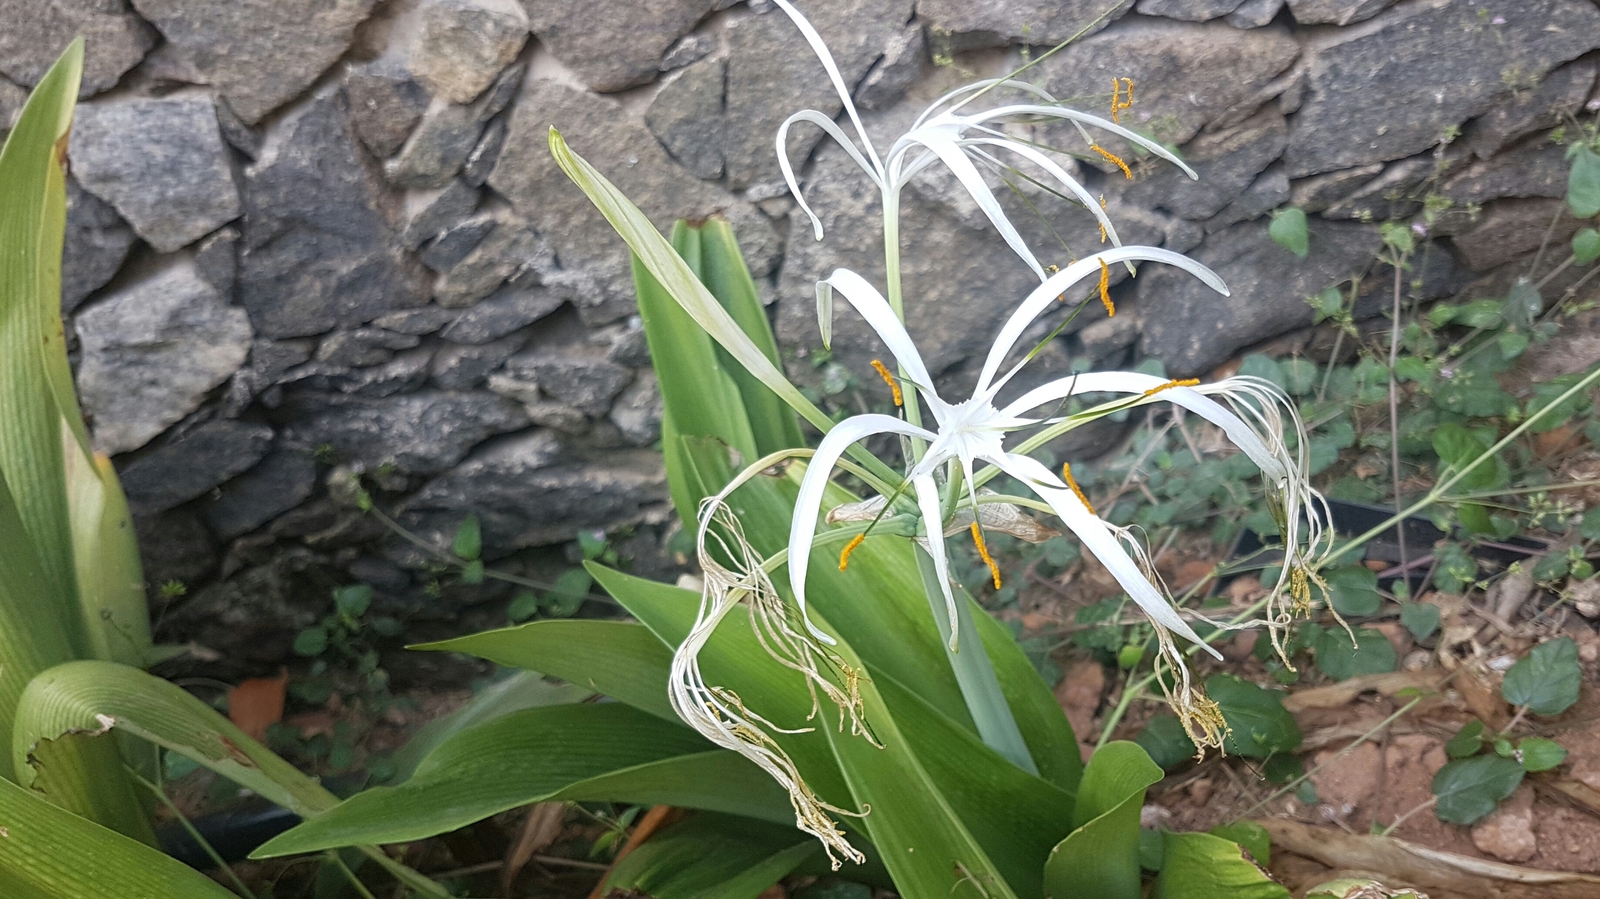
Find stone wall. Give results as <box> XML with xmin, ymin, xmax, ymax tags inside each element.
<box><xmin>4</xmin><ymin>0</ymin><xmax>1597</xmax><ymax>674</ymax></box>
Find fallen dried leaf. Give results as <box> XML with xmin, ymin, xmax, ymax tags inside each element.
<box><xmin>1283</xmin><ymin>671</ymin><xmax>1448</xmax><ymax>713</ymax></box>
<box><xmin>227</xmin><ymin>669</ymin><xmax>287</xmax><ymax>742</ymax></box>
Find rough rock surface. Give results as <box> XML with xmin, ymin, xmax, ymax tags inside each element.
<box><xmin>76</xmin><ymin>262</ymin><xmax>253</xmax><ymax>454</ymax></box>
<box><xmin>1284</xmin><ymin>0</ymin><xmax>1600</xmax><ymax>177</ymax></box>
<box><xmin>1228</xmin><ymin>0</ymin><xmax>1284</xmax><ymax>27</ymax></box>
<box><xmin>345</xmin><ymin>62</ymin><xmax>430</xmax><ymax>159</ymax></box>
<box><xmin>409</xmin><ymin>0</ymin><xmax>528</xmax><ymax>104</ymax></box>
<box><xmin>239</xmin><ymin>94</ymin><xmax>426</xmax><ymax>338</ymax></box>
<box><xmin>1136</xmin><ymin>0</ymin><xmax>1246</xmax><ymax>22</ymax></box>
<box><xmin>1285</xmin><ymin>0</ymin><xmax>1397</xmax><ymax>25</ymax></box>
<box><xmin>118</xmin><ymin>420</ymin><xmax>275</xmax><ymax>515</ymax></box>
<box><xmin>278</xmin><ymin>390</ymin><xmax>529</xmax><ymax>474</ymax></box>
<box><xmin>645</xmin><ymin>57</ymin><xmax>727</xmax><ymax>181</ymax></box>
<box><xmin>523</xmin><ymin>0</ymin><xmax>711</xmax><ymax>92</ymax></box>
<box><xmin>385</xmin><ymin>63</ymin><xmax>522</xmax><ymax>188</ymax></box>
<box><xmin>1471</xmin><ymin>785</ymin><xmax>1538</xmax><ymax>863</ymax></box>
<box><xmin>202</xmin><ymin>446</ymin><xmax>319</xmax><ymax>538</ymax></box>
<box><xmin>128</xmin><ymin>0</ymin><xmax>379</xmax><ymax>123</ymax></box>
<box><xmin>61</xmin><ymin>179</ymin><xmax>136</xmax><ymax>314</ymax></box>
<box><xmin>0</xmin><ymin>0</ymin><xmax>154</xmax><ymax>95</ymax></box>
<box><xmin>69</xmin><ymin>95</ymin><xmax>241</xmax><ymax>253</ymax></box>
<box><xmin>917</xmin><ymin>0</ymin><xmax>1132</xmax><ymax>47</ymax></box>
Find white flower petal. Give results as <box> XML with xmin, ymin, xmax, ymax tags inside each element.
<box><xmin>770</xmin><ymin>0</ymin><xmax>883</xmax><ymax>180</ymax></box>
<box><xmin>915</xmin><ymin>78</ymin><xmax>1060</xmax><ymax>128</ymax></box>
<box><xmin>912</xmin><ymin>471</ymin><xmax>961</xmax><ymax>652</ymax></box>
<box><xmin>779</xmin><ymin>109</ymin><xmax>886</xmax><ymax>241</ymax></box>
<box><xmin>819</xmin><ymin>269</ymin><xmax>937</xmax><ymax>397</ymax></box>
<box><xmin>790</xmin><ymin>413</ymin><xmax>935</xmax><ymax>645</ymax></box>
<box><xmin>970</xmin><ymin>104</ymin><xmax>1199</xmax><ymax>180</ymax></box>
<box><xmin>961</xmin><ymin>137</ymin><xmax>1126</xmax><ymax>256</ymax></box>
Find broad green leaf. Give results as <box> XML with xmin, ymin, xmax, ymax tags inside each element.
<box><xmin>254</xmin><ymin>704</ymin><xmax>792</xmax><ymax>856</ymax></box>
<box><xmin>1208</xmin><ymin>822</ymin><xmax>1270</xmax><ymax>866</ymax></box>
<box><xmin>1269</xmin><ymin>207</ymin><xmax>1309</xmax><ymax>257</ymax></box>
<box><xmin>1567</xmin><ymin>144</ymin><xmax>1600</xmax><ymax>218</ymax></box>
<box><xmin>0</xmin><ymin>474</ymin><xmax>76</xmax><ymax>783</ymax></box>
<box><xmin>604</xmin><ymin>813</ymin><xmax>820</xmax><ymax>899</ymax></box>
<box><xmin>64</xmin><ymin>450</ymin><xmax>152</xmax><ymax>667</ymax></box>
<box><xmin>1445</xmin><ymin>720</ymin><xmax>1485</xmax><ymax>759</ymax></box>
<box><xmin>1041</xmin><ymin>742</ymin><xmax>1162</xmax><ymax>899</ymax></box>
<box><xmin>1517</xmin><ymin>737</ymin><xmax>1567</xmax><ymax>772</ymax></box>
<box><xmin>1574</xmin><ymin>227</ymin><xmax>1600</xmax><ymax>265</ymax></box>
<box><xmin>1313</xmin><ymin>627</ymin><xmax>1397</xmax><ymax>681</ymax></box>
<box><xmin>1155</xmin><ymin>831</ymin><xmax>1289</xmax><ymax>899</ymax></box>
<box><xmin>1399</xmin><ymin>601</ymin><xmax>1439</xmax><ymax>642</ymax></box>
<box><xmin>1431</xmin><ymin>755</ymin><xmax>1523</xmax><ymax>824</ymax></box>
<box><xmin>1207</xmin><ymin>674</ymin><xmax>1301</xmax><ymax>759</ymax></box>
<box><xmin>387</xmin><ymin>670</ymin><xmax>591</xmax><ymax>781</ymax></box>
<box><xmin>1135</xmin><ymin>714</ymin><xmax>1196</xmax><ymax>771</ymax></box>
<box><xmin>1500</xmin><ymin>637</ymin><xmax>1581</xmax><ymax>716</ymax></box>
<box><xmin>587</xmin><ymin>563</ymin><xmax>1021</xmax><ymax>899</ymax></box>
<box><xmin>1322</xmin><ymin>567</ymin><xmax>1380</xmax><ymax>616</ymax></box>
<box><xmin>0</xmin><ymin>776</ymin><xmax>237</xmax><ymax>899</ymax></box>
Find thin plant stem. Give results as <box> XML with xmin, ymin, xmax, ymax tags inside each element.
<box><xmin>1380</xmin><ymin>796</ymin><xmax>1438</xmax><ymax>836</ymax></box>
<box><xmin>128</xmin><ymin>768</ymin><xmax>258</xmax><ymax>899</ymax></box>
<box><xmin>329</xmin><ymin>852</ymin><xmax>381</xmax><ymax>899</ymax></box>
<box><xmin>1387</xmin><ymin>258</ymin><xmax>1410</xmax><ymax>572</ymax></box>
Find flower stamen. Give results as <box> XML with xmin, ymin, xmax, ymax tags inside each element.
<box><xmin>1142</xmin><ymin>378</ymin><xmax>1200</xmax><ymax>398</ymax></box>
<box><xmin>969</xmin><ymin>523</ymin><xmax>1001</xmax><ymax>589</ymax></box>
<box><xmin>870</xmin><ymin>358</ymin><xmax>903</xmax><ymax>406</ymax></box>
<box><xmin>838</xmin><ymin>534</ymin><xmax>866</xmax><ymax>571</ymax></box>
<box><xmin>1111</xmin><ymin>77</ymin><xmax>1135</xmax><ymax>124</ymax></box>
<box><xmin>1090</xmin><ymin>144</ymin><xmax>1132</xmax><ymax>180</ymax></box>
<box><xmin>1061</xmin><ymin>463</ymin><xmax>1095</xmax><ymax>515</ymax></box>
<box><xmin>1097</xmin><ymin>258</ymin><xmax>1115</xmax><ymax>317</ymax></box>
<box><xmin>1097</xmin><ymin>195</ymin><xmax>1108</xmax><ymax>243</ymax></box>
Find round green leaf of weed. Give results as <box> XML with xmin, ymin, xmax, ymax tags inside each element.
<box><xmin>1445</xmin><ymin>720</ymin><xmax>1485</xmax><ymax>759</ymax></box>
<box><xmin>1574</xmin><ymin>228</ymin><xmax>1600</xmax><ymax>265</ymax></box>
<box><xmin>1581</xmin><ymin>506</ymin><xmax>1600</xmax><ymax>540</ymax></box>
<box><xmin>334</xmin><ymin>584</ymin><xmax>372</xmax><ymax>618</ymax></box>
<box><xmin>1500</xmin><ymin>637</ymin><xmax>1581</xmax><ymax>716</ymax></box>
<box><xmin>1136</xmin><ymin>713</ymin><xmax>1197</xmax><ymax>771</ymax></box>
<box><xmin>1270</xmin><ymin>207</ymin><xmax>1309</xmax><ymax>258</ymax></box>
<box><xmin>1156</xmin><ymin>831</ymin><xmax>1290</xmax><ymax>899</ymax></box>
<box><xmin>293</xmin><ymin>626</ymin><xmax>329</xmax><ymax>657</ymax></box>
<box><xmin>452</xmin><ymin>514</ymin><xmax>482</xmax><ymax>561</ymax></box>
<box><xmin>1325</xmin><ymin>567</ymin><xmax>1381</xmax><ymax>616</ymax></box>
<box><xmin>1567</xmin><ymin>144</ymin><xmax>1600</xmax><ymax>218</ymax></box>
<box><xmin>1313</xmin><ymin>627</ymin><xmax>1396</xmax><ymax>681</ymax></box>
<box><xmin>1517</xmin><ymin>737</ymin><xmax>1567</xmax><ymax>773</ymax></box>
<box><xmin>1207</xmin><ymin>674</ymin><xmax>1301</xmax><ymax>759</ymax></box>
<box><xmin>1399</xmin><ymin>602</ymin><xmax>1440</xmax><ymax>642</ymax></box>
<box><xmin>1431</xmin><ymin>755</ymin><xmax>1524</xmax><ymax>825</ymax></box>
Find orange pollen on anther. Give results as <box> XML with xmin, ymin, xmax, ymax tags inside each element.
<box><xmin>870</xmin><ymin>359</ymin><xmax>903</xmax><ymax>406</ymax></box>
<box><xmin>1097</xmin><ymin>258</ymin><xmax>1115</xmax><ymax>317</ymax></box>
<box><xmin>1061</xmin><ymin>463</ymin><xmax>1095</xmax><ymax>515</ymax></box>
<box><xmin>1142</xmin><ymin>378</ymin><xmax>1201</xmax><ymax>398</ymax></box>
<box><xmin>1090</xmin><ymin>144</ymin><xmax>1132</xmax><ymax>180</ymax></box>
<box><xmin>969</xmin><ymin>523</ymin><xmax>1001</xmax><ymax>590</ymax></box>
<box><xmin>1097</xmin><ymin>195</ymin><xmax>1109</xmax><ymax>244</ymax></box>
<box><xmin>1111</xmin><ymin>77</ymin><xmax>1134</xmax><ymax>124</ymax></box>
<box><xmin>838</xmin><ymin>534</ymin><xmax>866</xmax><ymax>571</ymax></box>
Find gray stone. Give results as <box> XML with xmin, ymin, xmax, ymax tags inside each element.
<box><xmin>400</xmin><ymin>431</ymin><xmax>668</xmax><ymax>551</ymax></box>
<box><xmin>1289</xmin><ymin>164</ymin><xmax>1383</xmax><ymax>213</ymax></box>
<box><xmin>402</xmin><ymin>179</ymin><xmax>480</xmax><ymax>249</ymax></box>
<box><xmin>1117</xmin><ymin>109</ymin><xmax>1287</xmax><ymax>221</ymax></box>
<box><xmin>1035</xmin><ymin>19</ymin><xmax>1300</xmax><ymax>163</ymax></box>
<box><xmin>609</xmin><ymin>371</ymin><xmax>662</xmax><ymax>446</ymax></box>
<box><xmin>1283</xmin><ymin>0</ymin><xmax>1600</xmax><ymax>178</ymax></box>
<box><xmin>434</xmin><ymin>221</ymin><xmax>549</xmax><ymax>307</ymax></box>
<box><xmin>220</xmin><ymin>338</ymin><xmax>315</xmax><ymax>415</ymax></box>
<box><xmin>646</xmin><ymin>57</ymin><xmax>727</xmax><ymax>181</ymax></box>
<box><xmin>489</xmin><ymin>79</ymin><xmax>779</xmax><ymax>324</ymax></box>
<box><xmin>386</xmin><ymin>63</ymin><xmax>523</xmax><ymax>188</ymax></box>
<box><xmin>431</xmin><ymin>334</ymin><xmax>526</xmax><ymax>389</ymax></box>
<box><xmin>77</xmin><ymin>262</ymin><xmax>253</xmax><ymax>455</ymax></box>
<box><xmin>128</xmin><ymin>0</ymin><xmax>380</xmax><ymax>123</ymax></box>
<box><xmin>723</xmin><ymin>0</ymin><xmax>916</xmax><ymax>189</ymax></box>
<box><xmin>420</xmin><ymin>216</ymin><xmax>496</xmax><ymax>272</ymax></box>
<box><xmin>522</xmin><ymin>0</ymin><xmax>713</xmax><ymax>92</ymax></box>
<box><xmin>0</xmin><ymin>0</ymin><xmax>154</xmax><ymax>95</ymax></box>
<box><xmin>213</xmin><ymin>98</ymin><xmax>261</xmax><ymax>159</ymax></box>
<box><xmin>1466</xmin><ymin>60</ymin><xmax>1599</xmax><ymax>159</ymax></box>
<box><xmin>500</xmin><ymin>350</ymin><xmax>632</xmax><ymax>416</ymax></box>
<box><xmin>1078</xmin><ymin>313</ymin><xmax>1140</xmax><ymax>360</ymax></box>
<box><xmin>287</xmin><ymin>348</ymin><xmax>435</xmax><ymax>397</ymax></box>
<box><xmin>159</xmin><ymin>548</ymin><xmax>322</xmax><ymax>667</ymax></box>
<box><xmin>1209</xmin><ymin>165</ymin><xmax>1290</xmax><ymax>230</ymax></box>
<box><xmin>1320</xmin><ymin>156</ymin><xmax>1433</xmax><ymax>221</ymax></box>
<box><xmin>856</xmin><ymin>25</ymin><xmax>925</xmax><ymax>111</ymax></box>
<box><xmin>119</xmin><ymin>420</ymin><xmax>275</xmax><ymax>515</ymax></box>
<box><xmin>279</xmin><ymin>390</ymin><xmax>530</xmax><ymax>474</ymax></box>
<box><xmin>605</xmin><ymin>321</ymin><xmax>651</xmax><ymax>368</ymax></box>
<box><xmin>315</xmin><ymin>328</ymin><xmax>421</xmax><ymax>367</ymax></box>
<box><xmin>462</xmin><ymin>117</ymin><xmax>507</xmax><ymax>186</ymax></box>
<box><xmin>345</xmin><ymin>61</ymin><xmax>430</xmax><ymax>159</ymax></box>
<box><xmin>239</xmin><ymin>95</ymin><xmax>426</xmax><ymax>338</ymax></box>
<box><xmin>135</xmin><ymin>508</ymin><xmax>218</xmax><ymax>601</ymax></box>
<box><xmin>1286</xmin><ymin>0</ymin><xmax>1397</xmax><ymax>25</ymax></box>
<box><xmin>917</xmin><ymin>0</ymin><xmax>1132</xmax><ymax>48</ymax></box>
<box><xmin>440</xmin><ymin>284</ymin><xmax>565</xmax><ymax>343</ymax></box>
<box><xmin>1451</xmin><ymin>198</ymin><xmax>1585</xmax><ymax>272</ymax></box>
<box><xmin>484</xmin><ymin>377</ymin><xmax>589</xmax><ymax>431</ymax></box>
<box><xmin>69</xmin><ymin>96</ymin><xmax>241</xmax><ymax>253</ymax></box>
<box><xmin>61</xmin><ymin>178</ymin><xmax>135</xmax><ymax>314</ymax></box>
<box><xmin>372</xmin><ymin>307</ymin><xmax>459</xmax><ymax>336</ymax></box>
<box><xmin>1228</xmin><ymin>0</ymin><xmax>1285</xmax><ymax>27</ymax></box>
<box><xmin>1135</xmin><ymin>0</ymin><xmax>1246</xmax><ymax>22</ymax></box>
<box><xmin>202</xmin><ymin>446</ymin><xmax>319</xmax><ymax>538</ymax></box>
<box><xmin>661</xmin><ymin>32</ymin><xmax>716</xmax><ymax>72</ymax></box>
<box><xmin>0</xmin><ymin>75</ymin><xmax>25</xmax><ymax>139</ymax></box>
<box><xmin>194</xmin><ymin>227</ymin><xmax>239</xmax><ymax>295</ymax></box>
<box><xmin>410</xmin><ymin>0</ymin><xmax>528</xmax><ymax>104</ymax></box>
<box><xmin>1137</xmin><ymin>219</ymin><xmax>1380</xmax><ymax>376</ymax></box>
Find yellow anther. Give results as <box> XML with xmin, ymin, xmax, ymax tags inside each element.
<box><xmin>1061</xmin><ymin>463</ymin><xmax>1095</xmax><ymax>515</ymax></box>
<box><xmin>1141</xmin><ymin>378</ymin><xmax>1200</xmax><ymax>398</ymax></box>
<box><xmin>1111</xmin><ymin>77</ymin><xmax>1134</xmax><ymax>124</ymax></box>
<box><xmin>870</xmin><ymin>359</ymin><xmax>903</xmax><ymax>406</ymax></box>
<box><xmin>969</xmin><ymin>523</ymin><xmax>1001</xmax><ymax>590</ymax></box>
<box><xmin>838</xmin><ymin>534</ymin><xmax>866</xmax><ymax>571</ymax></box>
<box><xmin>1097</xmin><ymin>194</ymin><xmax>1109</xmax><ymax>244</ymax></box>
<box><xmin>1097</xmin><ymin>257</ymin><xmax>1114</xmax><ymax>317</ymax></box>
<box><xmin>1090</xmin><ymin>144</ymin><xmax>1132</xmax><ymax>180</ymax></box>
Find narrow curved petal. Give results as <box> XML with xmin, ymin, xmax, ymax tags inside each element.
<box><xmin>779</xmin><ymin>109</ymin><xmax>886</xmax><ymax>240</ymax></box>
<box><xmin>976</xmin><ymin>248</ymin><xmax>1229</xmax><ymax>395</ymax></box>
<box><xmin>770</xmin><ymin>0</ymin><xmax>883</xmax><ymax>181</ymax></box>
<box><xmin>912</xmin><ymin>472</ymin><xmax>961</xmax><ymax>652</ymax></box>
<box><xmin>999</xmin><ymin>371</ymin><xmax>1286</xmax><ymax>481</ymax></box>
<box><xmin>819</xmin><ymin>269</ymin><xmax>936</xmax><ymax>394</ymax></box>
<box><xmin>961</xmin><ymin>137</ymin><xmax>1126</xmax><ymax>257</ymax></box>
<box><xmin>994</xmin><ymin>452</ymin><xmax>1220</xmax><ymax>657</ymax></box>
<box><xmin>914</xmin><ymin>78</ymin><xmax>1060</xmax><ymax>128</ymax></box>
<box><xmin>789</xmin><ymin>414</ymin><xmax>935</xmax><ymax>645</ymax></box>
<box><xmin>970</xmin><ymin>104</ymin><xmax>1199</xmax><ymax>180</ymax></box>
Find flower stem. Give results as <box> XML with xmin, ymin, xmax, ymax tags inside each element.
<box><xmin>914</xmin><ymin>545</ymin><xmax>1038</xmax><ymax>774</ymax></box>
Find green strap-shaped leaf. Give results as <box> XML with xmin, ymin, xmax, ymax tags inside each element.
<box><xmin>386</xmin><ymin>670</ymin><xmax>592</xmax><ymax>782</ymax></box>
<box><xmin>0</xmin><ymin>776</ymin><xmax>237</xmax><ymax>899</ymax></box>
<box><xmin>604</xmin><ymin>813</ymin><xmax>820</xmax><ymax>899</ymax></box>
<box><xmin>254</xmin><ymin>703</ymin><xmax>793</xmax><ymax>856</ymax></box>
<box><xmin>587</xmin><ymin>563</ymin><xmax>1021</xmax><ymax>899</ymax></box>
<box><xmin>65</xmin><ymin>450</ymin><xmax>153</xmax><ymax>668</ymax></box>
<box><xmin>1042</xmin><ymin>742</ymin><xmax>1163</xmax><ymax>899</ymax></box>
<box><xmin>1155</xmin><ymin>831</ymin><xmax>1289</xmax><ymax>899</ymax></box>
<box><xmin>0</xmin><ymin>475</ymin><xmax>75</xmax><ymax>784</ymax></box>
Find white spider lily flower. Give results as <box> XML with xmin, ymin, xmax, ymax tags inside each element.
<box><xmin>788</xmin><ymin>247</ymin><xmax>1331</xmax><ymax>748</ymax></box>
<box><xmin>768</xmin><ymin>0</ymin><xmax>1197</xmax><ymax>288</ymax></box>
